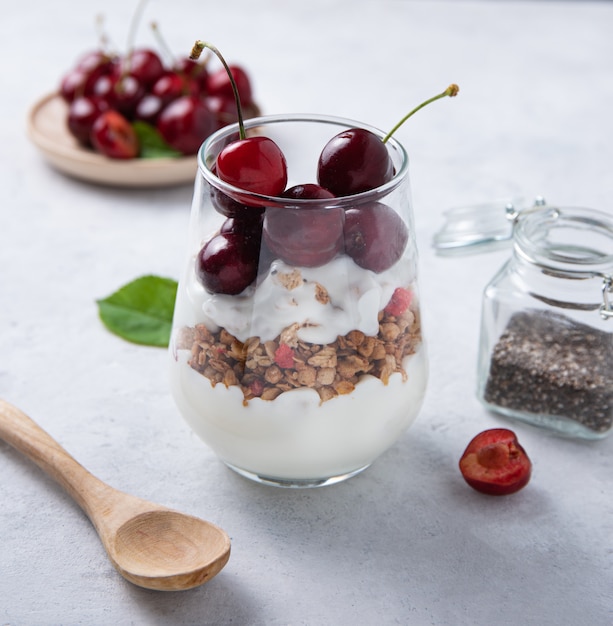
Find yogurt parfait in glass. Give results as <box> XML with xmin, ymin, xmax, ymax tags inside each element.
<box><xmin>169</xmin><ymin>112</ymin><xmax>429</xmax><ymax>487</ymax></box>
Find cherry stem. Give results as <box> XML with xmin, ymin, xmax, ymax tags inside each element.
<box><xmin>124</xmin><ymin>0</ymin><xmax>150</xmax><ymax>74</ymax></box>
<box><xmin>95</xmin><ymin>14</ymin><xmax>110</xmax><ymax>54</ymax></box>
<box><xmin>150</xmin><ymin>22</ymin><xmax>174</xmax><ymax>65</ymax></box>
<box><xmin>381</xmin><ymin>83</ymin><xmax>460</xmax><ymax>144</ymax></box>
<box><xmin>191</xmin><ymin>40</ymin><xmax>246</xmax><ymax>140</ymax></box>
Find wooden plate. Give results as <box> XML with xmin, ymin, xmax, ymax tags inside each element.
<box><xmin>27</xmin><ymin>93</ymin><xmax>198</xmax><ymax>188</ymax></box>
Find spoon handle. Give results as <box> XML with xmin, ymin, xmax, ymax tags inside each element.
<box><xmin>0</xmin><ymin>398</ymin><xmax>114</xmax><ymax>522</ymax></box>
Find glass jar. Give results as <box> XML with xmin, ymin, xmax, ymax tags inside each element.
<box><xmin>477</xmin><ymin>206</ymin><xmax>613</xmax><ymax>439</ymax></box>
<box><xmin>168</xmin><ymin>114</ymin><xmax>428</xmax><ymax>487</ymax></box>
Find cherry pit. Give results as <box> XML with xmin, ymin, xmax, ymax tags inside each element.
<box><xmin>459</xmin><ymin>429</ymin><xmax>532</xmax><ymax>496</ymax></box>
<box><xmin>192</xmin><ymin>40</ymin><xmax>459</xmax><ymax>295</ymax></box>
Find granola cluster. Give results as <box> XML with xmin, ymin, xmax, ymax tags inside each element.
<box><xmin>177</xmin><ymin>292</ymin><xmax>421</xmax><ymax>404</ymax></box>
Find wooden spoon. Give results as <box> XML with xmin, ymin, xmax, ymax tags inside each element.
<box><xmin>0</xmin><ymin>399</ymin><xmax>230</xmax><ymax>591</ymax></box>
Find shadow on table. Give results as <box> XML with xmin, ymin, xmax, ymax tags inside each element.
<box><xmin>114</xmin><ymin>425</ymin><xmax>611</xmax><ymax>624</ymax></box>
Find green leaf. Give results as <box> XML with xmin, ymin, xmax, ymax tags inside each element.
<box><xmin>97</xmin><ymin>275</ymin><xmax>178</xmax><ymax>347</ymax></box>
<box><xmin>132</xmin><ymin>121</ymin><xmax>183</xmax><ymax>159</ymax></box>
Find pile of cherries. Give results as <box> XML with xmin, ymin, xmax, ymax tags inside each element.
<box><xmin>196</xmin><ymin>125</ymin><xmax>412</xmax><ymax>295</ymax></box>
<box><xmin>60</xmin><ymin>46</ymin><xmax>256</xmax><ymax>159</ymax></box>
<box><xmin>189</xmin><ymin>42</ymin><xmax>458</xmax><ymax>295</ymax></box>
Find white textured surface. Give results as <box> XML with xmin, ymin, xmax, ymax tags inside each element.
<box><xmin>1</xmin><ymin>1</ymin><xmax>612</xmax><ymax>624</ymax></box>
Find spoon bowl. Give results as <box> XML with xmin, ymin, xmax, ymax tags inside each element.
<box><xmin>111</xmin><ymin>510</ymin><xmax>230</xmax><ymax>590</ymax></box>
<box><xmin>0</xmin><ymin>399</ymin><xmax>230</xmax><ymax>591</ymax></box>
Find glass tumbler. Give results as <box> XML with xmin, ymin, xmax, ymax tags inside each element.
<box><xmin>477</xmin><ymin>206</ymin><xmax>613</xmax><ymax>439</ymax></box>
<box><xmin>169</xmin><ymin>114</ymin><xmax>428</xmax><ymax>486</ymax></box>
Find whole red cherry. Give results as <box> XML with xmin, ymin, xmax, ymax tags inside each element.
<box><xmin>459</xmin><ymin>429</ymin><xmax>532</xmax><ymax>496</ymax></box>
<box><xmin>317</xmin><ymin>84</ymin><xmax>460</xmax><ymax>196</ymax></box>
<box><xmin>343</xmin><ymin>203</ymin><xmax>408</xmax><ymax>273</ymax></box>
<box><xmin>67</xmin><ymin>96</ymin><xmax>109</xmax><ymax>145</ymax></box>
<box><xmin>206</xmin><ymin>65</ymin><xmax>253</xmax><ymax>106</ymax></box>
<box><xmin>317</xmin><ymin>128</ymin><xmax>393</xmax><ymax>196</ymax></box>
<box><xmin>196</xmin><ymin>232</ymin><xmax>259</xmax><ymax>294</ymax></box>
<box><xmin>189</xmin><ymin>41</ymin><xmax>286</xmax><ymax>195</ymax></box>
<box><xmin>263</xmin><ymin>184</ymin><xmax>342</xmax><ymax>267</ymax></box>
<box><xmin>119</xmin><ymin>48</ymin><xmax>165</xmax><ymax>88</ymax></box>
<box><xmin>216</xmin><ymin>136</ymin><xmax>287</xmax><ymax>196</ymax></box>
<box><xmin>157</xmin><ymin>96</ymin><xmax>216</xmax><ymax>155</ymax></box>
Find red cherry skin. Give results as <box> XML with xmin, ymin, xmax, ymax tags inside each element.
<box><xmin>343</xmin><ymin>203</ymin><xmax>408</xmax><ymax>273</ymax></box>
<box><xmin>90</xmin><ymin>110</ymin><xmax>139</xmax><ymax>159</ymax></box>
<box><xmin>196</xmin><ymin>232</ymin><xmax>258</xmax><ymax>294</ymax></box>
<box><xmin>220</xmin><ymin>214</ymin><xmax>263</xmax><ymax>254</ymax></box>
<box><xmin>60</xmin><ymin>52</ymin><xmax>116</xmax><ymax>103</ymax></box>
<box><xmin>60</xmin><ymin>69</ymin><xmax>89</xmax><ymax>102</ymax></box>
<box><xmin>67</xmin><ymin>96</ymin><xmax>109</xmax><ymax>145</ymax></box>
<box><xmin>206</xmin><ymin>65</ymin><xmax>253</xmax><ymax>106</ymax></box>
<box><xmin>223</xmin><ymin>215</ymin><xmax>274</xmax><ymax>278</ymax></box>
<box><xmin>134</xmin><ymin>93</ymin><xmax>165</xmax><ymax>125</ymax></box>
<box><xmin>317</xmin><ymin>128</ymin><xmax>393</xmax><ymax>195</ymax></box>
<box><xmin>216</xmin><ymin>137</ymin><xmax>288</xmax><ymax>196</ymax></box>
<box><xmin>205</xmin><ymin>95</ymin><xmax>240</xmax><ymax>130</ymax></box>
<box><xmin>90</xmin><ymin>73</ymin><xmax>114</xmax><ymax>101</ymax></box>
<box><xmin>210</xmin><ymin>185</ymin><xmax>264</xmax><ymax>219</ymax></box>
<box><xmin>76</xmin><ymin>50</ymin><xmax>116</xmax><ymax>76</ymax></box>
<box><xmin>263</xmin><ymin>184</ymin><xmax>342</xmax><ymax>267</ymax></box>
<box><xmin>174</xmin><ymin>58</ymin><xmax>209</xmax><ymax>92</ymax></box>
<box><xmin>281</xmin><ymin>184</ymin><xmax>335</xmax><ymax>200</ymax></box>
<box><xmin>156</xmin><ymin>96</ymin><xmax>215</xmax><ymax>155</ymax></box>
<box><xmin>120</xmin><ymin>48</ymin><xmax>165</xmax><ymax>87</ymax></box>
<box><xmin>91</xmin><ymin>74</ymin><xmax>145</xmax><ymax>118</ymax></box>
<box><xmin>60</xmin><ymin>68</ymin><xmax>106</xmax><ymax>103</ymax></box>
<box><xmin>112</xmin><ymin>75</ymin><xmax>146</xmax><ymax>118</ymax></box>
<box><xmin>152</xmin><ymin>71</ymin><xmax>197</xmax><ymax>105</ymax></box>
<box><xmin>459</xmin><ymin>429</ymin><xmax>532</xmax><ymax>496</ymax></box>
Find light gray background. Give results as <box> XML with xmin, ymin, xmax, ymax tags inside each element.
<box><xmin>1</xmin><ymin>1</ymin><xmax>612</xmax><ymax>624</ymax></box>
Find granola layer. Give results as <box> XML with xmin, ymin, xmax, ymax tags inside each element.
<box><xmin>177</xmin><ymin>301</ymin><xmax>421</xmax><ymax>404</ymax></box>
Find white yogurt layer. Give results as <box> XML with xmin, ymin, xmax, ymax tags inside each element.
<box><xmin>170</xmin><ymin>249</ymin><xmax>426</xmax><ymax>481</ymax></box>
<box><xmin>169</xmin><ymin>347</ymin><xmax>427</xmax><ymax>480</ymax></box>
<box><xmin>179</xmin><ymin>254</ymin><xmax>416</xmax><ymax>344</ymax></box>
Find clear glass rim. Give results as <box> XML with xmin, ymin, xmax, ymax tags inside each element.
<box><xmin>514</xmin><ymin>206</ymin><xmax>613</xmax><ymax>276</ymax></box>
<box><xmin>197</xmin><ymin>113</ymin><xmax>409</xmax><ymax>209</ymax></box>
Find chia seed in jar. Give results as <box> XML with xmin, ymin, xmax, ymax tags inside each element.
<box><xmin>483</xmin><ymin>309</ymin><xmax>612</xmax><ymax>434</ymax></box>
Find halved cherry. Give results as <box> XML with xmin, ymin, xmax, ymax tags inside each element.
<box><xmin>90</xmin><ymin>110</ymin><xmax>139</xmax><ymax>159</ymax></box>
<box><xmin>459</xmin><ymin>429</ymin><xmax>532</xmax><ymax>496</ymax></box>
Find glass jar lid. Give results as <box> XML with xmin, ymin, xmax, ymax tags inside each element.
<box><xmin>432</xmin><ymin>196</ymin><xmax>545</xmax><ymax>255</ymax></box>
<box><xmin>433</xmin><ymin>197</ymin><xmax>613</xmax><ymax>320</ymax></box>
